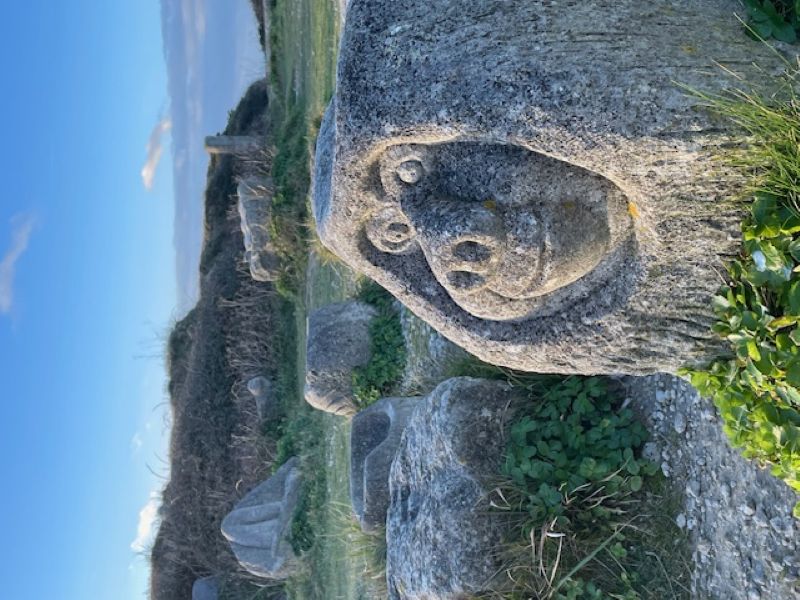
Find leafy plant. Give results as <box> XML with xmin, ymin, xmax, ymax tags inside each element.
<box><xmin>351</xmin><ymin>281</ymin><xmax>406</xmax><ymax>407</ymax></box>
<box><xmin>503</xmin><ymin>377</ymin><xmax>656</xmax><ymax>533</ymax></box>
<box><xmin>682</xmin><ymin>71</ymin><xmax>800</xmax><ymax>517</ymax></box>
<box><xmin>744</xmin><ymin>0</ymin><xmax>800</xmax><ymax>43</ymax></box>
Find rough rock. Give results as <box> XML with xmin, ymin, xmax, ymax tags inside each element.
<box><xmin>191</xmin><ymin>576</ymin><xmax>219</xmax><ymax>600</ymax></box>
<box><xmin>350</xmin><ymin>396</ymin><xmax>418</xmax><ymax>532</ymax></box>
<box><xmin>304</xmin><ymin>300</ymin><xmax>377</xmax><ymax>416</ymax></box>
<box><xmin>623</xmin><ymin>375</ymin><xmax>800</xmax><ymax>599</ymax></box>
<box><xmin>237</xmin><ymin>176</ymin><xmax>280</xmax><ymax>282</ymax></box>
<box><xmin>386</xmin><ymin>377</ymin><xmax>522</xmax><ymax>599</ymax></box>
<box><xmin>221</xmin><ymin>457</ymin><xmax>302</xmax><ymax>580</ymax></box>
<box><xmin>247</xmin><ymin>375</ymin><xmax>277</xmax><ymax>421</ymax></box>
<box><xmin>312</xmin><ymin>0</ymin><xmax>787</xmax><ymax>375</ymax></box>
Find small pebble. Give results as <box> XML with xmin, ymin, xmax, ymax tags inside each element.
<box><xmin>676</xmin><ymin>513</ymin><xmax>687</xmax><ymax>529</ymax></box>
<box><xmin>674</xmin><ymin>413</ymin><xmax>687</xmax><ymax>434</ymax></box>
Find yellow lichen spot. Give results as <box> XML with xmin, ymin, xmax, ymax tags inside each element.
<box><xmin>628</xmin><ymin>201</ymin><xmax>640</xmax><ymax>219</ymax></box>
<box><xmin>562</xmin><ymin>200</ymin><xmax>576</xmax><ymax>213</ymax></box>
<box><xmin>483</xmin><ymin>199</ymin><xmax>497</xmax><ymax>210</ymax></box>
<box><xmin>681</xmin><ymin>44</ymin><xmax>696</xmax><ymax>55</ymax></box>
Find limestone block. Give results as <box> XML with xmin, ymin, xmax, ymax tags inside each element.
<box><xmin>238</xmin><ymin>177</ymin><xmax>280</xmax><ymax>282</ymax></box>
<box><xmin>304</xmin><ymin>300</ymin><xmax>377</xmax><ymax>416</ymax></box>
<box><xmin>386</xmin><ymin>377</ymin><xmax>522</xmax><ymax>599</ymax></box>
<box><xmin>350</xmin><ymin>396</ymin><xmax>418</xmax><ymax>532</ymax></box>
<box><xmin>312</xmin><ymin>0</ymin><xmax>787</xmax><ymax>374</ymax></box>
<box><xmin>221</xmin><ymin>457</ymin><xmax>302</xmax><ymax>580</ymax></box>
<box><xmin>192</xmin><ymin>576</ymin><xmax>219</xmax><ymax>600</ymax></box>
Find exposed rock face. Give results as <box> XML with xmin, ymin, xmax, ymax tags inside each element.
<box><xmin>191</xmin><ymin>576</ymin><xmax>219</xmax><ymax>600</ymax></box>
<box><xmin>312</xmin><ymin>0</ymin><xmax>787</xmax><ymax>375</ymax></box>
<box><xmin>221</xmin><ymin>457</ymin><xmax>302</xmax><ymax>580</ymax></box>
<box><xmin>237</xmin><ymin>177</ymin><xmax>280</xmax><ymax>282</ymax></box>
<box><xmin>304</xmin><ymin>300</ymin><xmax>377</xmax><ymax>416</ymax></box>
<box><xmin>386</xmin><ymin>377</ymin><xmax>521</xmax><ymax>599</ymax></box>
<box><xmin>247</xmin><ymin>375</ymin><xmax>277</xmax><ymax>421</ymax></box>
<box><xmin>350</xmin><ymin>396</ymin><xmax>418</xmax><ymax>532</ymax></box>
<box><xmin>205</xmin><ymin>135</ymin><xmax>263</xmax><ymax>156</ymax></box>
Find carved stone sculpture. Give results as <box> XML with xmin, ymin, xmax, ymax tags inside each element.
<box><xmin>221</xmin><ymin>457</ymin><xmax>302</xmax><ymax>580</ymax></box>
<box><xmin>350</xmin><ymin>396</ymin><xmax>418</xmax><ymax>532</ymax></box>
<box><xmin>312</xmin><ymin>0</ymin><xmax>786</xmax><ymax>374</ymax></box>
<box><xmin>386</xmin><ymin>377</ymin><xmax>522</xmax><ymax>599</ymax></box>
<box><xmin>247</xmin><ymin>375</ymin><xmax>277</xmax><ymax>421</ymax></box>
<box><xmin>304</xmin><ymin>300</ymin><xmax>377</xmax><ymax>416</ymax></box>
<box><xmin>238</xmin><ymin>177</ymin><xmax>279</xmax><ymax>282</ymax></box>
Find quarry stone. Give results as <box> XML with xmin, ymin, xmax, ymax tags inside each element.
<box><xmin>350</xmin><ymin>396</ymin><xmax>418</xmax><ymax>532</ymax></box>
<box><xmin>304</xmin><ymin>300</ymin><xmax>377</xmax><ymax>416</ymax></box>
<box><xmin>221</xmin><ymin>457</ymin><xmax>302</xmax><ymax>580</ymax></box>
<box><xmin>192</xmin><ymin>576</ymin><xmax>219</xmax><ymax>600</ymax></box>
<box><xmin>247</xmin><ymin>375</ymin><xmax>277</xmax><ymax>421</ymax></box>
<box><xmin>237</xmin><ymin>176</ymin><xmax>279</xmax><ymax>282</ymax></box>
<box><xmin>312</xmin><ymin>0</ymin><xmax>788</xmax><ymax>374</ymax></box>
<box><xmin>386</xmin><ymin>377</ymin><xmax>522</xmax><ymax>599</ymax></box>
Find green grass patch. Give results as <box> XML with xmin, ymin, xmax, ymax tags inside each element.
<box><xmin>681</xmin><ymin>66</ymin><xmax>800</xmax><ymax>517</ymax></box>
<box><xmin>352</xmin><ymin>281</ymin><xmax>407</xmax><ymax>408</ymax></box>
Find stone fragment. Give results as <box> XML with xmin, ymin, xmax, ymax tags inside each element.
<box><xmin>192</xmin><ymin>576</ymin><xmax>219</xmax><ymax>600</ymax></box>
<box><xmin>221</xmin><ymin>457</ymin><xmax>302</xmax><ymax>580</ymax></box>
<box><xmin>350</xmin><ymin>396</ymin><xmax>417</xmax><ymax>532</ymax></box>
<box><xmin>386</xmin><ymin>377</ymin><xmax>523</xmax><ymax>599</ymax></box>
<box><xmin>247</xmin><ymin>375</ymin><xmax>277</xmax><ymax>421</ymax></box>
<box><xmin>304</xmin><ymin>300</ymin><xmax>377</xmax><ymax>416</ymax></box>
<box><xmin>313</xmin><ymin>0</ymin><xmax>785</xmax><ymax>374</ymax></box>
<box><xmin>238</xmin><ymin>177</ymin><xmax>280</xmax><ymax>282</ymax></box>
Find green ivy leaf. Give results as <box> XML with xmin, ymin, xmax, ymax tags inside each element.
<box><xmin>629</xmin><ymin>476</ymin><xmax>643</xmax><ymax>492</ymax></box>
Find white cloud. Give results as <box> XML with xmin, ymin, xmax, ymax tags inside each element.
<box><xmin>140</xmin><ymin>116</ymin><xmax>172</xmax><ymax>191</ymax></box>
<box><xmin>130</xmin><ymin>432</ymin><xmax>143</xmax><ymax>453</ymax></box>
<box><xmin>0</xmin><ymin>214</ymin><xmax>36</xmax><ymax>315</ymax></box>
<box><xmin>131</xmin><ymin>494</ymin><xmax>160</xmax><ymax>552</ymax></box>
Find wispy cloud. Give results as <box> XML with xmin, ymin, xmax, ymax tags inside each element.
<box><xmin>0</xmin><ymin>214</ymin><xmax>36</xmax><ymax>315</ymax></box>
<box><xmin>140</xmin><ymin>116</ymin><xmax>172</xmax><ymax>191</ymax></box>
<box><xmin>130</xmin><ymin>432</ymin><xmax>143</xmax><ymax>454</ymax></box>
<box><xmin>131</xmin><ymin>493</ymin><xmax>160</xmax><ymax>552</ymax></box>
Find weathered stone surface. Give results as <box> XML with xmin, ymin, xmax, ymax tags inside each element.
<box><xmin>304</xmin><ymin>300</ymin><xmax>377</xmax><ymax>416</ymax></box>
<box><xmin>312</xmin><ymin>0</ymin><xmax>788</xmax><ymax>375</ymax></box>
<box><xmin>238</xmin><ymin>176</ymin><xmax>280</xmax><ymax>282</ymax></box>
<box><xmin>192</xmin><ymin>576</ymin><xmax>219</xmax><ymax>600</ymax></box>
<box><xmin>247</xmin><ymin>375</ymin><xmax>278</xmax><ymax>421</ymax></box>
<box><xmin>386</xmin><ymin>377</ymin><xmax>522</xmax><ymax>599</ymax></box>
<box><xmin>350</xmin><ymin>396</ymin><xmax>418</xmax><ymax>532</ymax></box>
<box><xmin>221</xmin><ymin>457</ymin><xmax>302</xmax><ymax>580</ymax></box>
<box><xmin>205</xmin><ymin>135</ymin><xmax>262</xmax><ymax>155</ymax></box>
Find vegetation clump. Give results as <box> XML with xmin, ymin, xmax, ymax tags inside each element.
<box><xmin>744</xmin><ymin>0</ymin><xmax>800</xmax><ymax>43</ymax></box>
<box><xmin>682</xmin><ymin>68</ymin><xmax>800</xmax><ymax>517</ymax></box>
<box><xmin>352</xmin><ymin>281</ymin><xmax>407</xmax><ymax>408</ymax></box>
<box><xmin>493</xmin><ymin>376</ymin><xmax>671</xmax><ymax>600</ymax></box>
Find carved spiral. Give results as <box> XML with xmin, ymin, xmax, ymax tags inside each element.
<box><xmin>365</xmin><ymin>206</ymin><xmax>417</xmax><ymax>254</ymax></box>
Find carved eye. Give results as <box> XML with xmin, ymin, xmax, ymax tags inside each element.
<box><xmin>396</xmin><ymin>160</ymin><xmax>424</xmax><ymax>184</ymax></box>
<box><xmin>365</xmin><ymin>206</ymin><xmax>417</xmax><ymax>254</ymax></box>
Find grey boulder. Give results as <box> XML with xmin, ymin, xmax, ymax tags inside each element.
<box><xmin>192</xmin><ymin>576</ymin><xmax>219</xmax><ymax>600</ymax></box>
<box><xmin>386</xmin><ymin>377</ymin><xmax>521</xmax><ymax>599</ymax></box>
<box><xmin>221</xmin><ymin>457</ymin><xmax>302</xmax><ymax>580</ymax></box>
<box><xmin>238</xmin><ymin>176</ymin><xmax>280</xmax><ymax>282</ymax></box>
<box><xmin>350</xmin><ymin>396</ymin><xmax>418</xmax><ymax>532</ymax></box>
<box><xmin>304</xmin><ymin>300</ymin><xmax>377</xmax><ymax>416</ymax></box>
<box><xmin>312</xmin><ymin>0</ymin><xmax>787</xmax><ymax>375</ymax></box>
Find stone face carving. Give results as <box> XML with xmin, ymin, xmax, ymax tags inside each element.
<box><xmin>386</xmin><ymin>377</ymin><xmax>521</xmax><ymax>599</ymax></box>
<box><xmin>247</xmin><ymin>375</ymin><xmax>277</xmax><ymax>421</ymax></box>
<box><xmin>304</xmin><ymin>300</ymin><xmax>377</xmax><ymax>416</ymax></box>
<box><xmin>312</xmin><ymin>0</ymin><xmax>786</xmax><ymax>374</ymax></box>
<box><xmin>192</xmin><ymin>576</ymin><xmax>219</xmax><ymax>600</ymax></box>
<box><xmin>238</xmin><ymin>177</ymin><xmax>280</xmax><ymax>282</ymax></box>
<box><xmin>350</xmin><ymin>396</ymin><xmax>417</xmax><ymax>532</ymax></box>
<box><xmin>221</xmin><ymin>457</ymin><xmax>302</xmax><ymax>580</ymax></box>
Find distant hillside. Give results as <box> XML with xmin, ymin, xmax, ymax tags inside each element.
<box><xmin>149</xmin><ymin>80</ymin><xmax>284</xmax><ymax>600</ymax></box>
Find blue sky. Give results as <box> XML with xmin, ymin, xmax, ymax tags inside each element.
<box><xmin>0</xmin><ymin>2</ymin><xmax>263</xmax><ymax>597</ymax></box>
<box><xmin>0</xmin><ymin>2</ymin><xmax>174</xmax><ymax>599</ymax></box>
